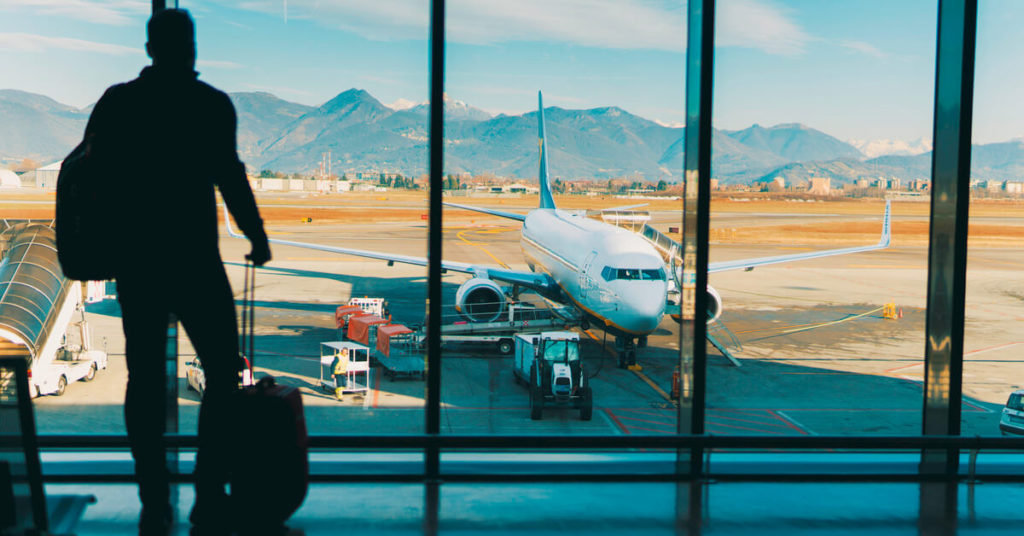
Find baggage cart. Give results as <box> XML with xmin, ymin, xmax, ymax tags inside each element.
<box><xmin>375</xmin><ymin>324</ymin><xmax>425</xmax><ymax>380</ymax></box>
<box><xmin>319</xmin><ymin>341</ymin><xmax>371</xmax><ymax>397</ymax></box>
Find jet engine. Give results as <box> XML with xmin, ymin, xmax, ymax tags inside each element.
<box><xmin>455</xmin><ymin>278</ymin><xmax>506</xmax><ymax>323</ymax></box>
<box><xmin>670</xmin><ymin>285</ymin><xmax>723</xmax><ymax>324</ymax></box>
<box><xmin>706</xmin><ymin>285</ymin><xmax>723</xmax><ymax>323</ymax></box>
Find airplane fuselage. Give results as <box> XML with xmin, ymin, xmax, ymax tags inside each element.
<box><xmin>520</xmin><ymin>209</ymin><xmax>667</xmax><ymax>336</ymax></box>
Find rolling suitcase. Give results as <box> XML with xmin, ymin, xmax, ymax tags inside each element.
<box><xmin>231</xmin><ymin>262</ymin><xmax>309</xmax><ymax>533</ymax></box>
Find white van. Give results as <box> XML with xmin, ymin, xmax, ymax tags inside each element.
<box><xmin>999</xmin><ymin>390</ymin><xmax>1024</xmax><ymax>436</ymax></box>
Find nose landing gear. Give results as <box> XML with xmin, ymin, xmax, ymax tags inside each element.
<box><xmin>615</xmin><ymin>336</ymin><xmax>638</xmax><ymax>369</ymax></box>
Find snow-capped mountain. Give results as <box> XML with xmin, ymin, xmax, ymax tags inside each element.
<box><xmin>847</xmin><ymin>137</ymin><xmax>932</xmax><ymax>158</ymax></box>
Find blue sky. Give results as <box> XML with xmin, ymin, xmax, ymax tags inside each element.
<box><xmin>0</xmin><ymin>0</ymin><xmax>1020</xmax><ymax>143</ymax></box>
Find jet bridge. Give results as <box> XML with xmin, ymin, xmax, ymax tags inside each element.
<box><xmin>0</xmin><ymin>223</ymin><xmax>107</xmax><ymax>396</ymax></box>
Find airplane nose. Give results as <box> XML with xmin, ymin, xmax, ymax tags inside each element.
<box><xmin>626</xmin><ymin>287</ymin><xmax>665</xmax><ymax>333</ymax></box>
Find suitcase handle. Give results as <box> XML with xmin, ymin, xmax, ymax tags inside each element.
<box><xmin>242</xmin><ymin>261</ymin><xmax>256</xmax><ymax>375</ymax></box>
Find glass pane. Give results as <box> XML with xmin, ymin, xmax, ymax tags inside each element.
<box><xmin>440</xmin><ymin>1</ymin><xmax>685</xmax><ymax>438</ymax></box>
<box><xmin>964</xmin><ymin>0</ymin><xmax>1024</xmax><ymax>437</ymax></box>
<box><xmin>184</xmin><ymin>1</ymin><xmax>429</xmax><ymax>435</ymax></box>
<box><xmin>707</xmin><ymin>0</ymin><xmax>935</xmax><ymax>436</ymax></box>
<box><xmin>0</xmin><ymin>2</ymin><xmax>150</xmax><ymax>434</ymax></box>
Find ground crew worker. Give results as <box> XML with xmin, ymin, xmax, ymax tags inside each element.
<box><xmin>332</xmin><ymin>348</ymin><xmax>349</xmax><ymax>401</ymax></box>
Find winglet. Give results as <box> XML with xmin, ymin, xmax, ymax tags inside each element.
<box><xmin>878</xmin><ymin>200</ymin><xmax>891</xmax><ymax>248</ymax></box>
<box><xmin>223</xmin><ymin>205</ymin><xmax>244</xmax><ymax>239</ymax></box>
<box><xmin>538</xmin><ymin>91</ymin><xmax>556</xmax><ymax>210</ymax></box>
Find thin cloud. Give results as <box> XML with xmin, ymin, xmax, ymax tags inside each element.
<box><xmin>229</xmin><ymin>0</ymin><xmax>811</xmax><ymax>55</ymax></box>
<box><xmin>840</xmin><ymin>40</ymin><xmax>888</xmax><ymax>59</ymax></box>
<box><xmin>1</xmin><ymin>0</ymin><xmax>148</xmax><ymax>25</ymax></box>
<box><xmin>0</xmin><ymin>32</ymin><xmax>141</xmax><ymax>56</ymax></box>
<box><xmin>198</xmin><ymin>59</ymin><xmax>246</xmax><ymax>70</ymax></box>
<box><xmin>717</xmin><ymin>0</ymin><xmax>811</xmax><ymax>55</ymax></box>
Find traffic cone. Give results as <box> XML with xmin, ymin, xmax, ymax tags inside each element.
<box><xmin>898</xmin><ymin>307</ymin><xmax>903</xmax><ymax>319</ymax></box>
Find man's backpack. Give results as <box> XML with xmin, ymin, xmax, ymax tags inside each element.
<box><xmin>55</xmin><ymin>137</ymin><xmax>121</xmax><ymax>281</ymax></box>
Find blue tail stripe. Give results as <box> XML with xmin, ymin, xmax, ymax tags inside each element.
<box><xmin>538</xmin><ymin>91</ymin><xmax>556</xmax><ymax>209</ymax></box>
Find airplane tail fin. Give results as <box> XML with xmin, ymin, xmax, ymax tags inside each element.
<box><xmin>879</xmin><ymin>200</ymin><xmax>891</xmax><ymax>248</ymax></box>
<box><xmin>537</xmin><ymin>91</ymin><xmax>556</xmax><ymax>210</ymax></box>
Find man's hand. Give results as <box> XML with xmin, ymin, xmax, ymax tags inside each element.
<box><xmin>246</xmin><ymin>232</ymin><xmax>271</xmax><ymax>266</ymax></box>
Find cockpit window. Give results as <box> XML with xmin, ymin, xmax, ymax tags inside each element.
<box><xmin>601</xmin><ymin>266</ymin><xmax>666</xmax><ymax>281</ymax></box>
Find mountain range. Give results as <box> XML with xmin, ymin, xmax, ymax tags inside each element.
<box><xmin>3</xmin><ymin>87</ymin><xmax>1023</xmax><ymax>185</ymax></box>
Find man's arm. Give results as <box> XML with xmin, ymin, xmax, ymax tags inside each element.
<box><xmin>214</xmin><ymin>92</ymin><xmax>270</xmax><ymax>264</ymax></box>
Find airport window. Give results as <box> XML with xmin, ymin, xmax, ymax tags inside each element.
<box><xmin>0</xmin><ymin>0</ymin><xmax>1009</xmax><ymax>489</ymax></box>
<box><xmin>179</xmin><ymin>0</ymin><xmax>431</xmax><ymax>435</ymax></box>
<box><xmin>0</xmin><ymin>1</ymin><xmax>151</xmax><ymax>435</ymax></box>
<box><xmin>705</xmin><ymin>0</ymin><xmax>936</xmax><ymax>436</ymax></box>
<box><xmin>963</xmin><ymin>0</ymin><xmax>1024</xmax><ymax>437</ymax></box>
<box><xmin>439</xmin><ymin>0</ymin><xmax>686</xmax><ymax>438</ymax></box>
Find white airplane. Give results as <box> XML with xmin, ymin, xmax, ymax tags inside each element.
<box><xmin>226</xmin><ymin>92</ymin><xmax>891</xmax><ymax>367</ymax></box>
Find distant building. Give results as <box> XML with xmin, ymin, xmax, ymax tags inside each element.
<box><xmin>36</xmin><ymin>161</ymin><xmax>62</xmax><ymax>189</ymax></box>
<box><xmin>1004</xmin><ymin>181</ymin><xmax>1024</xmax><ymax>195</ymax></box>
<box><xmin>855</xmin><ymin>178</ymin><xmax>872</xmax><ymax>188</ymax></box>
<box><xmin>910</xmin><ymin>178</ymin><xmax>930</xmax><ymax>191</ymax></box>
<box><xmin>507</xmin><ymin>183</ymin><xmax>539</xmax><ymax>194</ymax></box>
<box><xmin>807</xmin><ymin>177</ymin><xmax>831</xmax><ymax>196</ymax></box>
<box><xmin>710</xmin><ymin>179</ymin><xmax>720</xmax><ymax>190</ymax></box>
<box><xmin>0</xmin><ymin>168</ymin><xmax>20</xmax><ymax>188</ymax></box>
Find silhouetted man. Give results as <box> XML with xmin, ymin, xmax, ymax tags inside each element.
<box><xmin>84</xmin><ymin>8</ymin><xmax>270</xmax><ymax>535</ymax></box>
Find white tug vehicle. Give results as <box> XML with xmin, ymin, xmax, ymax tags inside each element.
<box><xmin>512</xmin><ymin>331</ymin><xmax>592</xmax><ymax>421</ymax></box>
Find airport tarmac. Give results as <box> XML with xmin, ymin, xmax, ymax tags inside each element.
<box><xmin>32</xmin><ymin>203</ymin><xmax>1024</xmax><ymax>439</ymax></box>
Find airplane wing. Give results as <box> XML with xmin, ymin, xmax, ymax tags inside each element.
<box><xmin>443</xmin><ymin>202</ymin><xmax>526</xmax><ymax>222</ymax></box>
<box><xmin>224</xmin><ymin>207</ymin><xmax>559</xmax><ymax>297</ymax></box>
<box><xmin>708</xmin><ymin>200</ymin><xmax>891</xmax><ymax>273</ymax></box>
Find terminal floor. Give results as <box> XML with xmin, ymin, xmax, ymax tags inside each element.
<box><xmin>49</xmin><ymin>481</ymin><xmax>1024</xmax><ymax>535</ymax></box>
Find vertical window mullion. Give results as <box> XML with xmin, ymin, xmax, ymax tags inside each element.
<box><xmin>425</xmin><ymin>0</ymin><xmax>446</xmax><ymax>480</ymax></box>
<box><xmin>922</xmin><ymin>0</ymin><xmax>976</xmax><ymax>469</ymax></box>
<box><xmin>678</xmin><ymin>0</ymin><xmax>714</xmax><ymax>471</ymax></box>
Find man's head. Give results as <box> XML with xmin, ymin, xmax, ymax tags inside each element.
<box><xmin>146</xmin><ymin>9</ymin><xmax>196</xmax><ymax>71</ymax></box>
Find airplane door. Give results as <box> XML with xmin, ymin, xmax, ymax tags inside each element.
<box><xmin>579</xmin><ymin>251</ymin><xmax>598</xmax><ymax>300</ymax></box>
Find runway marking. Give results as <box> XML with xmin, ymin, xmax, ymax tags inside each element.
<box><xmin>884</xmin><ymin>362</ymin><xmax>922</xmax><ymax>374</ymax></box>
<box><xmin>597</xmin><ymin>407</ymin><xmax>625</xmax><ymax>434</ymax></box>
<box><xmin>616</xmin><ymin>414</ymin><xmax>675</xmax><ymax>427</ymax></box>
<box><xmin>845</xmin><ymin>264</ymin><xmax>921</xmax><ymax>269</ymax></box>
<box><xmin>632</xmin><ymin>369</ymin><xmax>673</xmax><ymax>403</ymax></box>
<box><xmin>602</xmin><ymin>408</ymin><xmax>631</xmax><ymax>434</ymax></box>
<box><xmin>771</xmin><ymin>410</ymin><xmax>812</xmax><ymax>435</ymax></box>
<box><xmin>965</xmin><ymin>341</ymin><xmax>1024</xmax><ymax>357</ymax></box>
<box><xmin>735</xmin><ymin>306</ymin><xmax>884</xmax><ymax>336</ymax></box>
<box><xmin>283</xmin><ymin>257</ymin><xmax>371</xmax><ymax>261</ymax></box>
<box><xmin>455</xmin><ymin>227</ymin><xmax>511</xmax><ymax>269</ymax></box>
<box><xmin>620</xmin><ymin>424</ymin><xmax>674</xmax><ymax>435</ymax></box>
<box><xmin>707</xmin><ymin>421</ymin><xmax>790</xmax><ymax>435</ymax></box>
<box><xmin>712</xmin><ymin>413</ymin><xmax>795</xmax><ymax>430</ymax></box>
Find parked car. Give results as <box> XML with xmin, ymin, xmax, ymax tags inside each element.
<box><xmin>999</xmin><ymin>390</ymin><xmax>1024</xmax><ymax>435</ymax></box>
<box><xmin>185</xmin><ymin>355</ymin><xmax>253</xmax><ymax>397</ymax></box>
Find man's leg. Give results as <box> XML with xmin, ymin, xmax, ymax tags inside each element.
<box><xmin>175</xmin><ymin>265</ymin><xmax>240</xmax><ymax>527</ymax></box>
<box><xmin>117</xmin><ymin>279</ymin><xmax>172</xmax><ymax>525</ymax></box>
